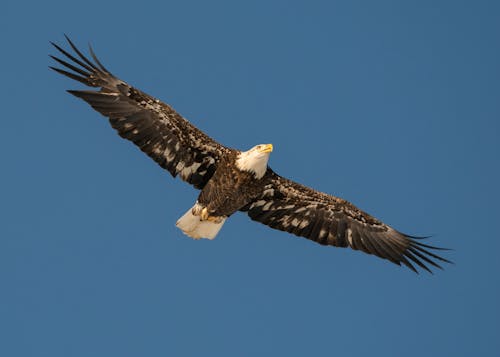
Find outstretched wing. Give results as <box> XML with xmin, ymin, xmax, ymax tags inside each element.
<box><xmin>243</xmin><ymin>170</ymin><xmax>451</xmax><ymax>273</ymax></box>
<box><xmin>50</xmin><ymin>36</ymin><xmax>232</xmax><ymax>189</ymax></box>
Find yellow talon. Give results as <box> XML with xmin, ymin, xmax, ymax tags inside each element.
<box><xmin>199</xmin><ymin>207</ymin><xmax>224</xmax><ymax>223</ymax></box>
<box><xmin>201</xmin><ymin>207</ymin><xmax>210</xmax><ymax>221</ymax></box>
<box><xmin>207</xmin><ymin>216</ymin><xmax>223</xmax><ymax>223</ymax></box>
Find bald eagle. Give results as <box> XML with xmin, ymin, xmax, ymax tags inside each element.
<box><xmin>50</xmin><ymin>36</ymin><xmax>451</xmax><ymax>273</ymax></box>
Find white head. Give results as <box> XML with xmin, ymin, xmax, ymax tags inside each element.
<box><xmin>235</xmin><ymin>143</ymin><xmax>273</xmax><ymax>179</ymax></box>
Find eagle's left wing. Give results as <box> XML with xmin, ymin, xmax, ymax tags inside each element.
<box><xmin>242</xmin><ymin>170</ymin><xmax>451</xmax><ymax>273</ymax></box>
<box><xmin>50</xmin><ymin>36</ymin><xmax>232</xmax><ymax>189</ymax></box>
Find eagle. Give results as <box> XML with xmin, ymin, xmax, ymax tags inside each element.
<box><xmin>50</xmin><ymin>36</ymin><xmax>451</xmax><ymax>273</ymax></box>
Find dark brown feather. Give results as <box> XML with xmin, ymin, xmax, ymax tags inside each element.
<box><xmin>242</xmin><ymin>170</ymin><xmax>451</xmax><ymax>273</ymax></box>
<box><xmin>50</xmin><ymin>36</ymin><xmax>232</xmax><ymax>189</ymax></box>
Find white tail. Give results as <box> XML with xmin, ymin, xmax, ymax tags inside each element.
<box><xmin>175</xmin><ymin>204</ymin><xmax>226</xmax><ymax>240</ymax></box>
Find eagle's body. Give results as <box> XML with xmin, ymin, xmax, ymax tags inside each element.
<box><xmin>177</xmin><ymin>147</ymin><xmax>273</xmax><ymax>239</ymax></box>
<box><xmin>50</xmin><ymin>36</ymin><xmax>451</xmax><ymax>273</ymax></box>
<box><xmin>198</xmin><ymin>150</ymin><xmax>265</xmax><ymax>218</ymax></box>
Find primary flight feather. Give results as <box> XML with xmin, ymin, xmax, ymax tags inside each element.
<box><xmin>50</xmin><ymin>36</ymin><xmax>451</xmax><ymax>273</ymax></box>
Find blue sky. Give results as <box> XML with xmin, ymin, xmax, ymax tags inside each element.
<box><xmin>1</xmin><ymin>1</ymin><xmax>499</xmax><ymax>356</ymax></box>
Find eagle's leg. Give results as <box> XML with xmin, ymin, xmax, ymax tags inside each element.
<box><xmin>176</xmin><ymin>202</ymin><xmax>227</xmax><ymax>239</ymax></box>
<box><xmin>200</xmin><ymin>207</ymin><xmax>210</xmax><ymax>220</ymax></box>
<box><xmin>200</xmin><ymin>207</ymin><xmax>224</xmax><ymax>223</ymax></box>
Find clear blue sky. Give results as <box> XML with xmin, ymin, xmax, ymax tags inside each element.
<box><xmin>1</xmin><ymin>1</ymin><xmax>499</xmax><ymax>356</ymax></box>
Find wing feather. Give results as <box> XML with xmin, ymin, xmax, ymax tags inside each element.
<box><xmin>50</xmin><ymin>36</ymin><xmax>232</xmax><ymax>189</ymax></box>
<box><xmin>243</xmin><ymin>171</ymin><xmax>451</xmax><ymax>273</ymax></box>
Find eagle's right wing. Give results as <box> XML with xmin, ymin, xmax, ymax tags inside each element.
<box><xmin>243</xmin><ymin>170</ymin><xmax>451</xmax><ymax>273</ymax></box>
<box><xmin>50</xmin><ymin>36</ymin><xmax>231</xmax><ymax>189</ymax></box>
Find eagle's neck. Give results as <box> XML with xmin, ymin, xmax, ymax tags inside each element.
<box><xmin>235</xmin><ymin>150</ymin><xmax>269</xmax><ymax>179</ymax></box>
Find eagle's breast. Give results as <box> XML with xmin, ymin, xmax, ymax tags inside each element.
<box><xmin>197</xmin><ymin>153</ymin><xmax>267</xmax><ymax>217</ymax></box>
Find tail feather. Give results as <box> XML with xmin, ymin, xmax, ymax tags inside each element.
<box><xmin>176</xmin><ymin>204</ymin><xmax>226</xmax><ymax>240</ymax></box>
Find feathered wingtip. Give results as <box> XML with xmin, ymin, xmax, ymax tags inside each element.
<box><xmin>399</xmin><ymin>234</ymin><xmax>453</xmax><ymax>274</ymax></box>
<box><xmin>49</xmin><ymin>34</ymin><xmax>114</xmax><ymax>87</ymax></box>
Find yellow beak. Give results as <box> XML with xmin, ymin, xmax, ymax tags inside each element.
<box><xmin>260</xmin><ymin>143</ymin><xmax>273</xmax><ymax>153</ymax></box>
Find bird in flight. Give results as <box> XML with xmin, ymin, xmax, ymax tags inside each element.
<box><xmin>50</xmin><ymin>36</ymin><xmax>451</xmax><ymax>273</ymax></box>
